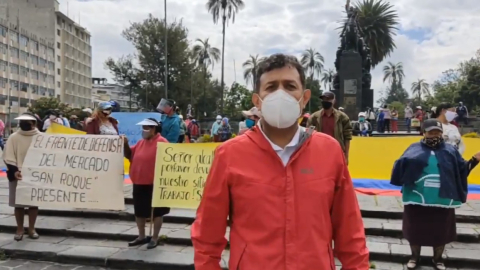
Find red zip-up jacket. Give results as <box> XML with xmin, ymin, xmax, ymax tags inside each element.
<box><xmin>191</xmin><ymin>126</ymin><xmax>369</xmax><ymax>270</ymax></box>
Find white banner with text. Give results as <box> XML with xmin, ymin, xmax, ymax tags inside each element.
<box><xmin>15</xmin><ymin>133</ymin><xmax>125</xmax><ymax>210</ymax></box>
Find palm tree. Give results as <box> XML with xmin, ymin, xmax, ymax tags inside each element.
<box><xmin>242</xmin><ymin>54</ymin><xmax>264</xmax><ymax>91</ymax></box>
<box><xmin>411</xmin><ymin>79</ymin><xmax>430</xmax><ymax>101</ymax></box>
<box><xmin>321</xmin><ymin>68</ymin><xmax>335</xmax><ymax>91</ymax></box>
<box><xmin>301</xmin><ymin>48</ymin><xmax>324</xmax><ymax>112</ymax></box>
<box><xmin>350</xmin><ymin>0</ymin><xmax>399</xmax><ymax>67</ymax></box>
<box><xmin>192</xmin><ymin>38</ymin><xmax>221</xmax><ymax>116</ymax></box>
<box><xmin>206</xmin><ymin>0</ymin><xmax>245</xmax><ymax>114</ymax></box>
<box><xmin>383</xmin><ymin>61</ymin><xmax>404</xmax><ymax>84</ymax></box>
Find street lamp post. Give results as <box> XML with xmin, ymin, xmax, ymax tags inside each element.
<box><xmin>164</xmin><ymin>0</ymin><xmax>168</xmax><ymax>99</ymax></box>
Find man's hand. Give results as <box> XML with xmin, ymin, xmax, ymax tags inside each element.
<box><xmin>474</xmin><ymin>152</ymin><xmax>480</xmax><ymax>161</ymax></box>
<box><xmin>345</xmin><ymin>154</ymin><xmax>349</xmax><ymax>165</ymax></box>
<box><xmin>121</xmin><ymin>135</ymin><xmax>128</xmax><ymax>145</ymax></box>
<box><xmin>14</xmin><ymin>171</ymin><xmax>22</xmax><ymax>180</ymax></box>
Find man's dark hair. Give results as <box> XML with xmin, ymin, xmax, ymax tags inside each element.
<box><xmin>254</xmin><ymin>54</ymin><xmax>305</xmax><ymax>93</ymax></box>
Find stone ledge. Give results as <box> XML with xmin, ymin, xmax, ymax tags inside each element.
<box><xmin>0</xmin><ymin>234</ymin><xmax>478</xmax><ymax>269</ymax></box>
<box><xmin>0</xmin><ymin>215</ymin><xmax>477</xmax><ymax>244</ymax></box>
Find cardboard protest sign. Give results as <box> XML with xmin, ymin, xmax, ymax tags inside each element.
<box><xmin>16</xmin><ymin>133</ymin><xmax>125</xmax><ymax>210</ymax></box>
<box><xmin>152</xmin><ymin>143</ymin><xmax>219</xmax><ymax>209</ymax></box>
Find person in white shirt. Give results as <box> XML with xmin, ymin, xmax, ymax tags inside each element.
<box><xmin>431</xmin><ymin>102</ymin><xmax>465</xmax><ymax>154</ymax></box>
<box><xmin>404</xmin><ymin>105</ymin><xmax>414</xmax><ymax>133</ymax></box>
<box><xmin>42</xmin><ymin>111</ymin><xmax>64</xmax><ymax>131</ymax></box>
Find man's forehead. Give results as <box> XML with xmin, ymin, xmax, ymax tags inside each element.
<box><xmin>260</xmin><ymin>66</ymin><xmax>301</xmax><ymax>83</ymax></box>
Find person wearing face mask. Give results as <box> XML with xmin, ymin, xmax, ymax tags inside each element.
<box><xmin>156</xmin><ymin>98</ymin><xmax>181</xmax><ymax>143</ymax></box>
<box><xmin>85</xmin><ymin>102</ymin><xmax>119</xmax><ymax>135</ymax></box>
<box><xmin>123</xmin><ymin>118</ymin><xmax>169</xmax><ymax>249</ymax></box>
<box><xmin>391</xmin><ymin>118</ymin><xmax>480</xmax><ymax>270</ymax></box>
<box><xmin>353</xmin><ymin>112</ymin><xmax>372</xmax><ymax>137</ymax></box>
<box><xmin>2</xmin><ymin>113</ymin><xmax>41</xmax><ymax>241</ymax></box>
<box><xmin>211</xmin><ymin>115</ymin><xmax>223</xmax><ymax>142</ymax></box>
<box><xmin>191</xmin><ymin>53</ymin><xmax>368</xmax><ymax>270</ymax></box>
<box><xmin>42</xmin><ymin>110</ymin><xmax>64</xmax><ymax>131</ymax></box>
<box><xmin>307</xmin><ymin>91</ymin><xmax>352</xmax><ymax>163</ymax></box>
<box><xmin>431</xmin><ymin>103</ymin><xmax>465</xmax><ymax>155</ymax></box>
<box><xmin>239</xmin><ymin>107</ymin><xmax>261</xmax><ymax>135</ymax></box>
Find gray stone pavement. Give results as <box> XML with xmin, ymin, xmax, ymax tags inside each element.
<box><xmin>0</xmin><ymin>259</ymin><xmax>106</xmax><ymax>270</ymax></box>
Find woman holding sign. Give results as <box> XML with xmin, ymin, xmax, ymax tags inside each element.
<box><xmin>85</xmin><ymin>102</ymin><xmax>119</xmax><ymax>135</ymax></box>
<box><xmin>2</xmin><ymin>113</ymin><xmax>41</xmax><ymax>241</ymax></box>
<box><xmin>123</xmin><ymin>118</ymin><xmax>170</xmax><ymax>249</ymax></box>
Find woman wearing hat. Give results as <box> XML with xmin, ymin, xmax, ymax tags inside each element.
<box><xmin>123</xmin><ymin>118</ymin><xmax>170</xmax><ymax>249</ymax></box>
<box><xmin>239</xmin><ymin>107</ymin><xmax>261</xmax><ymax>135</ymax></box>
<box><xmin>2</xmin><ymin>113</ymin><xmax>41</xmax><ymax>241</ymax></box>
<box><xmin>391</xmin><ymin>118</ymin><xmax>480</xmax><ymax>270</ymax></box>
<box><xmin>86</xmin><ymin>101</ymin><xmax>118</xmax><ymax>135</ymax></box>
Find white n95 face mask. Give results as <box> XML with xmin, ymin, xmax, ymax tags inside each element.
<box><xmin>259</xmin><ymin>89</ymin><xmax>303</xmax><ymax>129</ymax></box>
<box><xmin>445</xmin><ymin>110</ymin><xmax>456</xmax><ymax>122</ymax></box>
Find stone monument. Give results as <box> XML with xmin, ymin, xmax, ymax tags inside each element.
<box><xmin>332</xmin><ymin>2</ymin><xmax>373</xmax><ymax>120</ymax></box>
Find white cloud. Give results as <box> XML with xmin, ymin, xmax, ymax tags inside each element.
<box><xmin>60</xmin><ymin>0</ymin><xmax>480</xmax><ymax>103</ymax></box>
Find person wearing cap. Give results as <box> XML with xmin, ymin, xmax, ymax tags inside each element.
<box><xmin>239</xmin><ymin>107</ymin><xmax>261</xmax><ymax>135</ymax></box>
<box><xmin>217</xmin><ymin>117</ymin><xmax>232</xmax><ymax>142</ymax></box>
<box><xmin>211</xmin><ymin>115</ymin><xmax>223</xmax><ymax>142</ymax></box>
<box><xmin>338</xmin><ymin>107</ymin><xmax>344</xmax><ymax>112</ymax></box>
<box><xmin>69</xmin><ymin>115</ymin><xmax>80</xmax><ymax>131</ymax></box>
<box><xmin>178</xmin><ymin>115</ymin><xmax>187</xmax><ymax>143</ymax></box>
<box><xmin>307</xmin><ymin>91</ymin><xmax>352</xmax><ymax>161</ymax></box>
<box><xmin>42</xmin><ymin>110</ymin><xmax>64</xmax><ymax>131</ymax></box>
<box><xmin>156</xmin><ymin>98</ymin><xmax>181</xmax><ymax>143</ymax></box>
<box><xmin>191</xmin><ymin>53</ymin><xmax>368</xmax><ymax>270</ymax></box>
<box><xmin>391</xmin><ymin>118</ymin><xmax>480</xmax><ymax>270</ymax></box>
<box><xmin>353</xmin><ymin>112</ymin><xmax>372</xmax><ymax>137</ymax></box>
<box><xmin>85</xmin><ymin>102</ymin><xmax>119</xmax><ymax>135</ymax></box>
<box><xmin>2</xmin><ymin>113</ymin><xmax>41</xmax><ymax>241</ymax></box>
<box><xmin>123</xmin><ymin>118</ymin><xmax>170</xmax><ymax>249</ymax></box>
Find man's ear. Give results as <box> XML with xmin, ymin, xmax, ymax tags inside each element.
<box><xmin>252</xmin><ymin>93</ymin><xmax>261</xmax><ymax>109</ymax></box>
<box><xmin>302</xmin><ymin>89</ymin><xmax>311</xmax><ymax>110</ymax></box>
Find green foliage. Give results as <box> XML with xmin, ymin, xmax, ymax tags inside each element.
<box><xmin>388</xmin><ymin>101</ymin><xmax>404</xmax><ymax>117</ymax></box>
<box><xmin>353</xmin><ymin>0</ymin><xmax>400</xmax><ymax>67</ymax></box>
<box><xmin>305</xmin><ymin>78</ymin><xmax>323</xmax><ymax>113</ymax></box>
<box><xmin>224</xmin><ymin>83</ymin><xmax>252</xmax><ymax>117</ymax></box>
<box><xmin>104</xmin><ymin>55</ymin><xmax>141</xmax><ymax>111</ymax></box>
<box><xmin>28</xmin><ymin>98</ymin><xmax>72</xmax><ymax>119</ymax></box>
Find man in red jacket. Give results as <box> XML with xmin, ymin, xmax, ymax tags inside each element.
<box><xmin>191</xmin><ymin>54</ymin><xmax>369</xmax><ymax>270</ymax></box>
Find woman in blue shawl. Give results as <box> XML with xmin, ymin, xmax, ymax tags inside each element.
<box><xmin>391</xmin><ymin>119</ymin><xmax>480</xmax><ymax>270</ymax></box>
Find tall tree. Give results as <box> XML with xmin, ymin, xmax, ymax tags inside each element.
<box><xmin>192</xmin><ymin>38</ymin><xmax>221</xmax><ymax>116</ymax></box>
<box><xmin>321</xmin><ymin>68</ymin><xmax>335</xmax><ymax>91</ymax></box>
<box><xmin>411</xmin><ymin>79</ymin><xmax>430</xmax><ymax>101</ymax></box>
<box><xmin>206</xmin><ymin>0</ymin><xmax>245</xmax><ymax>114</ymax></box>
<box><xmin>120</xmin><ymin>15</ymin><xmax>194</xmax><ymax>110</ymax></box>
<box><xmin>383</xmin><ymin>61</ymin><xmax>404</xmax><ymax>84</ymax></box>
<box><xmin>224</xmin><ymin>83</ymin><xmax>252</xmax><ymax>116</ymax></box>
<box><xmin>242</xmin><ymin>54</ymin><xmax>264</xmax><ymax>90</ymax></box>
<box><xmin>300</xmin><ymin>48</ymin><xmax>324</xmax><ymax>112</ymax></box>
<box><xmin>104</xmin><ymin>55</ymin><xmax>141</xmax><ymax>111</ymax></box>
<box><xmin>351</xmin><ymin>0</ymin><xmax>400</xmax><ymax>67</ymax></box>
<box><xmin>457</xmin><ymin>65</ymin><xmax>480</xmax><ymax>110</ymax></box>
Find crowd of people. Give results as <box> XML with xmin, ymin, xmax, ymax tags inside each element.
<box><xmin>1</xmin><ymin>52</ymin><xmax>479</xmax><ymax>270</ymax></box>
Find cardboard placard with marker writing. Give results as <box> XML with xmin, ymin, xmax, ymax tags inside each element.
<box><xmin>16</xmin><ymin>133</ymin><xmax>125</xmax><ymax>210</ymax></box>
<box><xmin>152</xmin><ymin>143</ymin><xmax>219</xmax><ymax>209</ymax></box>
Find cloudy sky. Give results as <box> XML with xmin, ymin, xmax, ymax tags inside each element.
<box><xmin>59</xmin><ymin>0</ymin><xmax>480</xmax><ymax>102</ymax></box>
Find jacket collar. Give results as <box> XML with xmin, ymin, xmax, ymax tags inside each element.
<box><xmin>319</xmin><ymin>108</ymin><xmax>340</xmax><ymax>122</ymax></box>
<box><xmin>246</xmin><ymin>123</ymin><xmax>314</xmax><ymax>153</ymax></box>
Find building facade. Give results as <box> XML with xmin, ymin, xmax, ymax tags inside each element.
<box><xmin>0</xmin><ymin>0</ymin><xmax>91</xmax><ymax>125</ymax></box>
<box><xmin>92</xmin><ymin>78</ymin><xmax>138</xmax><ymax>112</ymax></box>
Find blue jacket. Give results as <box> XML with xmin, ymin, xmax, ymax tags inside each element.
<box><xmin>390</xmin><ymin>141</ymin><xmax>474</xmax><ymax>203</ymax></box>
<box><xmin>161</xmin><ymin>113</ymin><xmax>181</xmax><ymax>143</ymax></box>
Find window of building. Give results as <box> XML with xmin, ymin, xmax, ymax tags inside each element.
<box><xmin>10</xmin><ymin>64</ymin><xmax>19</xmax><ymax>74</ymax></box>
<box><xmin>20</xmin><ymin>50</ymin><xmax>28</xmax><ymax>61</ymax></box>
<box><xmin>31</xmin><ymin>70</ymin><xmax>39</xmax><ymax>80</ymax></box>
<box><xmin>39</xmin><ymin>72</ymin><xmax>46</xmax><ymax>82</ymax></box>
<box><xmin>48</xmin><ymin>61</ymin><xmax>54</xmax><ymax>71</ymax></box>
<box><xmin>31</xmin><ymin>40</ymin><xmax>39</xmax><ymax>51</ymax></box>
<box><xmin>10</xmin><ymin>47</ymin><xmax>19</xmax><ymax>58</ymax></box>
<box><xmin>0</xmin><ymin>26</ymin><xmax>6</xmax><ymax>37</ymax></box>
<box><xmin>0</xmin><ymin>77</ymin><xmax>6</xmax><ymax>88</ymax></box>
<box><xmin>10</xmin><ymin>80</ymin><xmax>18</xmax><ymax>91</ymax></box>
<box><xmin>48</xmin><ymin>75</ymin><xmax>54</xmax><ymax>84</ymax></box>
<box><xmin>48</xmin><ymin>89</ymin><xmax>55</xmax><ymax>97</ymax></box>
<box><xmin>20</xmin><ymin>82</ymin><xmax>29</xmax><ymax>92</ymax></box>
<box><xmin>20</xmin><ymin>66</ymin><xmax>28</xmax><ymax>77</ymax></box>
<box><xmin>57</xmin><ymin>69</ymin><xmax>61</xmax><ymax>75</ymax></box>
<box><xmin>57</xmin><ymin>16</ymin><xmax>61</xmax><ymax>25</ymax></box>
<box><xmin>39</xmin><ymin>57</ymin><xmax>46</xmax><ymax>67</ymax></box>
<box><xmin>75</xmin><ymin>28</ymin><xmax>79</xmax><ymax>37</ymax></box>
<box><xmin>57</xmin><ymin>55</ymin><xmax>61</xmax><ymax>62</ymax></box>
<box><xmin>0</xmin><ymin>60</ymin><xmax>7</xmax><ymax>72</ymax></box>
<box><xmin>39</xmin><ymin>44</ymin><xmax>46</xmax><ymax>55</ymax></box>
<box><xmin>0</xmin><ymin>42</ymin><xmax>6</xmax><ymax>54</ymax></box>
<box><xmin>57</xmin><ymin>29</ymin><xmax>61</xmax><ymax>36</ymax></box>
<box><xmin>57</xmin><ymin>81</ymin><xmax>61</xmax><ymax>88</ymax></box>
<box><xmin>9</xmin><ymin>31</ymin><xmax>18</xmax><ymax>43</ymax></box>
<box><xmin>47</xmin><ymin>48</ymin><xmax>54</xmax><ymax>58</ymax></box>
<box><xmin>57</xmin><ymin>42</ymin><xmax>60</xmax><ymax>49</ymax></box>
<box><xmin>39</xmin><ymin>86</ymin><xmax>46</xmax><ymax>96</ymax></box>
<box><xmin>31</xmin><ymin>55</ymin><xmax>38</xmax><ymax>65</ymax></box>
<box><xmin>68</xmin><ymin>24</ymin><xmax>72</xmax><ymax>32</ymax></box>
<box><xmin>20</xmin><ymin>35</ymin><xmax>28</xmax><ymax>47</ymax></box>
<box><xmin>31</xmin><ymin>85</ymin><xmax>38</xmax><ymax>94</ymax></box>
